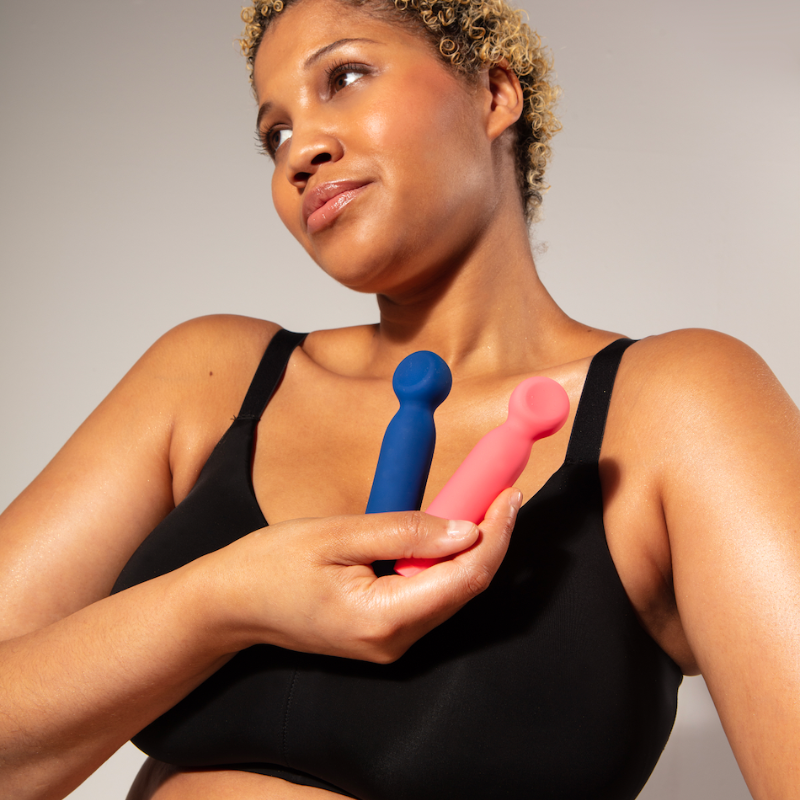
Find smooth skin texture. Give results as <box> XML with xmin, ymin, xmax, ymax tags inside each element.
<box><xmin>0</xmin><ymin>1</ymin><xmax>798</xmax><ymax>799</ymax></box>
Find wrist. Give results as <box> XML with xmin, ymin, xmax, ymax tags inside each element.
<box><xmin>175</xmin><ymin>542</ymin><xmax>264</xmax><ymax>656</ymax></box>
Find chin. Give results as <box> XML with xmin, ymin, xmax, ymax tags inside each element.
<box><xmin>317</xmin><ymin>259</ymin><xmax>402</xmax><ymax>295</ymax></box>
<box><xmin>299</xmin><ymin>198</ymin><xmax>473</xmax><ymax>296</ymax></box>
<box><xmin>301</xmin><ymin>223</ymin><xmax>404</xmax><ymax>292</ymax></box>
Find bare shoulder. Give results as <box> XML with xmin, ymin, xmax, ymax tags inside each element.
<box><xmin>46</xmin><ymin>314</ymin><xmax>285</xmax><ymax>466</ymax></box>
<box><xmin>88</xmin><ymin>314</ymin><xmax>286</xmax><ymax>466</ymax></box>
<box><xmin>621</xmin><ymin>327</ymin><xmax>779</xmax><ymax>387</ymax></box>
<box><xmin>132</xmin><ymin>315</ymin><xmax>282</xmax><ymax>393</ymax></box>
<box><xmin>613</xmin><ymin>328</ymin><xmax>794</xmax><ymax>435</ymax></box>
<box><xmin>608</xmin><ymin>327</ymin><xmax>799</xmax><ymax>510</ymax></box>
<box><xmin>139</xmin><ymin>316</ymin><xmax>288</xmax><ymax>498</ymax></box>
<box><xmin>116</xmin><ymin>314</ymin><xmax>289</xmax><ymax>435</ymax></box>
<box><xmin>619</xmin><ymin>325</ymin><xmax>800</xmax><ymax>510</ymax></box>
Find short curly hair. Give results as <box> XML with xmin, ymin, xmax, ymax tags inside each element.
<box><xmin>239</xmin><ymin>0</ymin><xmax>560</xmax><ymax>222</ymax></box>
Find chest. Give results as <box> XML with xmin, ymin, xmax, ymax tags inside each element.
<box><xmin>249</xmin><ymin>369</ymin><xmax>578</xmax><ymax>525</ymax></box>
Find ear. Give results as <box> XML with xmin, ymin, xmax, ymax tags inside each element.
<box><xmin>483</xmin><ymin>61</ymin><xmax>524</xmax><ymax>142</ymax></box>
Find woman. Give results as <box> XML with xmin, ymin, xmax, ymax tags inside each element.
<box><xmin>0</xmin><ymin>0</ymin><xmax>798</xmax><ymax>799</ymax></box>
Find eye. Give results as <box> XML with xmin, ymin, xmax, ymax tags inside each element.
<box><xmin>327</xmin><ymin>62</ymin><xmax>368</xmax><ymax>94</ymax></box>
<box><xmin>332</xmin><ymin>70</ymin><xmax>362</xmax><ymax>91</ymax></box>
<box><xmin>260</xmin><ymin>126</ymin><xmax>292</xmax><ymax>157</ymax></box>
<box><xmin>269</xmin><ymin>128</ymin><xmax>292</xmax><ymax>150</ymax></box>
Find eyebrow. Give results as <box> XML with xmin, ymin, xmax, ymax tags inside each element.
<box><xmin>256</xmin><ymin>37</ymin><xmax>381</xmax><ymax>128</ymax></box>
<box><xmin>303</xmin><ymin>37</ymin><xmax>379</xmax><ymax>69</ymax></box>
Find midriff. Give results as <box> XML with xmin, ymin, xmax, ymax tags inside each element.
<box><xmin>129</xmin><ymin>758</ymin><xmax>342</xmax><ymax>800</ymax></box>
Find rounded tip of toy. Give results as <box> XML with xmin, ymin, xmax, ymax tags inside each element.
<box><xmin>509</xmin><ymin>376</ymin><xmax>570</xmax><ymax>438</ymax></box>
<box><xmin>393</xmin><ymin>351</ymin><xmax>453</xmax><ymax>407</ymax></box>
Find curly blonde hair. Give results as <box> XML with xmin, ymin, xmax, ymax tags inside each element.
<box><xmin>240</xmin><ymin>0</ymin><xmax>560</xmax><ymax>222</ymax></box>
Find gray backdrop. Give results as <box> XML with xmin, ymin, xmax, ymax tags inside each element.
<box><xmin>1</xmin><ymin>1</ymin><xmax>797</xmax><ymax>798</ymax></box>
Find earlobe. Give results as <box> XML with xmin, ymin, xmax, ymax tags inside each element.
<box><xmin>485</xmin><ymin>62</ymin><xmax>524</xmax><ymax>142</ymax></box>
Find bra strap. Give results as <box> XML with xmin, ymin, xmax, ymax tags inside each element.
<box><xmin>237</xmin><ymin>329</ymin><xmax>308</xmax><ymax>420</ymax></box>
<box><xmin>564</xmin><ymin>338</ymin><xmax>637</xmax><ymax>465</ymax></box>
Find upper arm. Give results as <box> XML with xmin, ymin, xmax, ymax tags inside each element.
<box><xmin>0</xmin><ymin>315</ymin><xmax>278</xmax><ymax>640</ymax></box>
<box><xmin>644</xmin><ymin>330</ymin><xmax>800</xmax><ymax>797</ymax></box>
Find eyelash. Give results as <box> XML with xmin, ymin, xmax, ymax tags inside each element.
<box><xmin>257</xmin><ymin>60</ymin><xmax>369</xmax><ymax>158</ymax></box>
<box><xmin>325</xmin><ymin>60</ymin><xmax>367</xmax><ymax>92</ymax></box>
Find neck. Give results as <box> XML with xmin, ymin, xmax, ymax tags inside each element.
<box><xmin>368</xmin><ymin>211</ymin><xmax>579</xmax><ymax>379</ymax></box>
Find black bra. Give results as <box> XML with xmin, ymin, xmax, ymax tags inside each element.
<box><xmin>113</xmin><ymin>332</ymin><xmax>681</xmax><ymax>799</ymax></box>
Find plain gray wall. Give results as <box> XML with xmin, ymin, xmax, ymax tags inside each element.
<box><xmin>1</xmin><ymin>0</ymin><xmax>797</xmax><ymax>797</ymax></box>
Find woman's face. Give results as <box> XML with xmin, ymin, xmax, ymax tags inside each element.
<box><xmin>253</xmin><ymin>0</ymin><xmax>506</xmax><ymax>297</ymax></box>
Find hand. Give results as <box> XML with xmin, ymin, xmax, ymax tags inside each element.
<box><xmin>206</xmin><ymin>488</ymin><xmax>522</xmax><ymax>664</ymax></box>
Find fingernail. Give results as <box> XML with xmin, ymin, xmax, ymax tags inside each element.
<box><xmin>509</xmin><ymin>489</ymin><xmax>523</xmax><ymax>512</ymax></box>
<box><xmin>447</xmin><ymin>519</ymin><xmax>477</xmax><ymax>539</ymax></box>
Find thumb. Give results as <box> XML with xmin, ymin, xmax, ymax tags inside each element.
<box><xmin>370</xmin><ymin>488</ymin><xmax>523</xmax><ymax>643</ymax></box>
<box><xmin>329</xmin><ymin>510</ymin><xmax>480</xmax><ymax>567</ymax></box>
<box><xmin>395</xmin><ymin>487</ymin><xmax>522</xmax><ymax>577</ymax></box>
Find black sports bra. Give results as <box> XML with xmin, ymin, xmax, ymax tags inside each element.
<box><xmin>113</xmin><ymin>331</ymin><xmax>682</xmax><ymax>799</ymax></box>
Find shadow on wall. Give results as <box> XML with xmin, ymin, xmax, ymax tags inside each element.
<box><xmin>640</xmin><ymin>676</ymin><xmax>751</xmax><ymax>799</ymax></box>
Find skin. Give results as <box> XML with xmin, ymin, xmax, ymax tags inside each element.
<box><xmin>0</xmin><ymin>1</ymin><xmax>798</xmax><ymax>799</ymax></box>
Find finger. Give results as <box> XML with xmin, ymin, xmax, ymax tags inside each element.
<box><xmin>437</xmin><ymin>486</ymin><xmax>521</xmax><ymax>584</ymax></box>
<box><xmin>459</xmin><ymin>485</ymin><xmax>521</xmax><ymax>570</ymax></box>
<box><xmin>320</xmin><ymin>510</ymin><xmax>481</xmax><ymax>567</ymax></box>
<box><xmin>394</xmin><ymin>486</ymin><xmax>523</xmax><ymax>576</ymax></box>
<box><xmin>476</xmin><ymin>486</ymin><xmax>523</xmax><ymax>549</ymax></box>
<box><xmin>379</xmin><ymin>488</ymin><xmax>522</xmax><ymax>623</ymax></box>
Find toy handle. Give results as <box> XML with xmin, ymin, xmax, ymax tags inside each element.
<box><xmin>395</xmin><ymin>376</ymin><xmax>569</xmax><ymax>576</ymax></box>
<box><xmin>366</xmin><ymin>351</ymin><xmax>452</xmax><ymax>514</ymax></box>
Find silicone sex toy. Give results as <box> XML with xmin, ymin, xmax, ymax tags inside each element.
<box><xmin>394</xmin><ymin>375</ymin><xmax>569</xmax><ymax>576</ymax></box>
<box><xmin>366</xmin><ymin>350</ymin><xmax>452</xmax><ymax>515</ymax></box>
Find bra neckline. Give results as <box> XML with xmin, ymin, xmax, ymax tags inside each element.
<box><xmin>245</xmin><ymin>337</ymin><xmax>635</xmax><ymax>529</ymax></box>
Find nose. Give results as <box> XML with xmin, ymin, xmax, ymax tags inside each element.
<box><xmin>285</xmin><ymin>129</ymin><xmax>343</xmax><ymax>188</ymax></box>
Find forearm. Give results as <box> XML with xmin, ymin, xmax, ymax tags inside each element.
<box><xmin>0</xmin><ymin>497</ymin><xmax>519</xmax><ymax>800</ymax></box>
<box><xmin>0</xmin><ymin>558</ymin><xmax>235</xmax><ymax>800</ymax></box>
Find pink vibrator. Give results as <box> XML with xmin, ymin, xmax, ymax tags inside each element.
<box><xmin>394</xmin><ymin>376</ymin><xmax>570</xmax><ymax>576</ymax></box>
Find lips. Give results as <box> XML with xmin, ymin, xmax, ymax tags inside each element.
<box><xmin>303</xmin><ymin>180</ymin><xmax>371</xmax><ymax>235</ymax></box>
